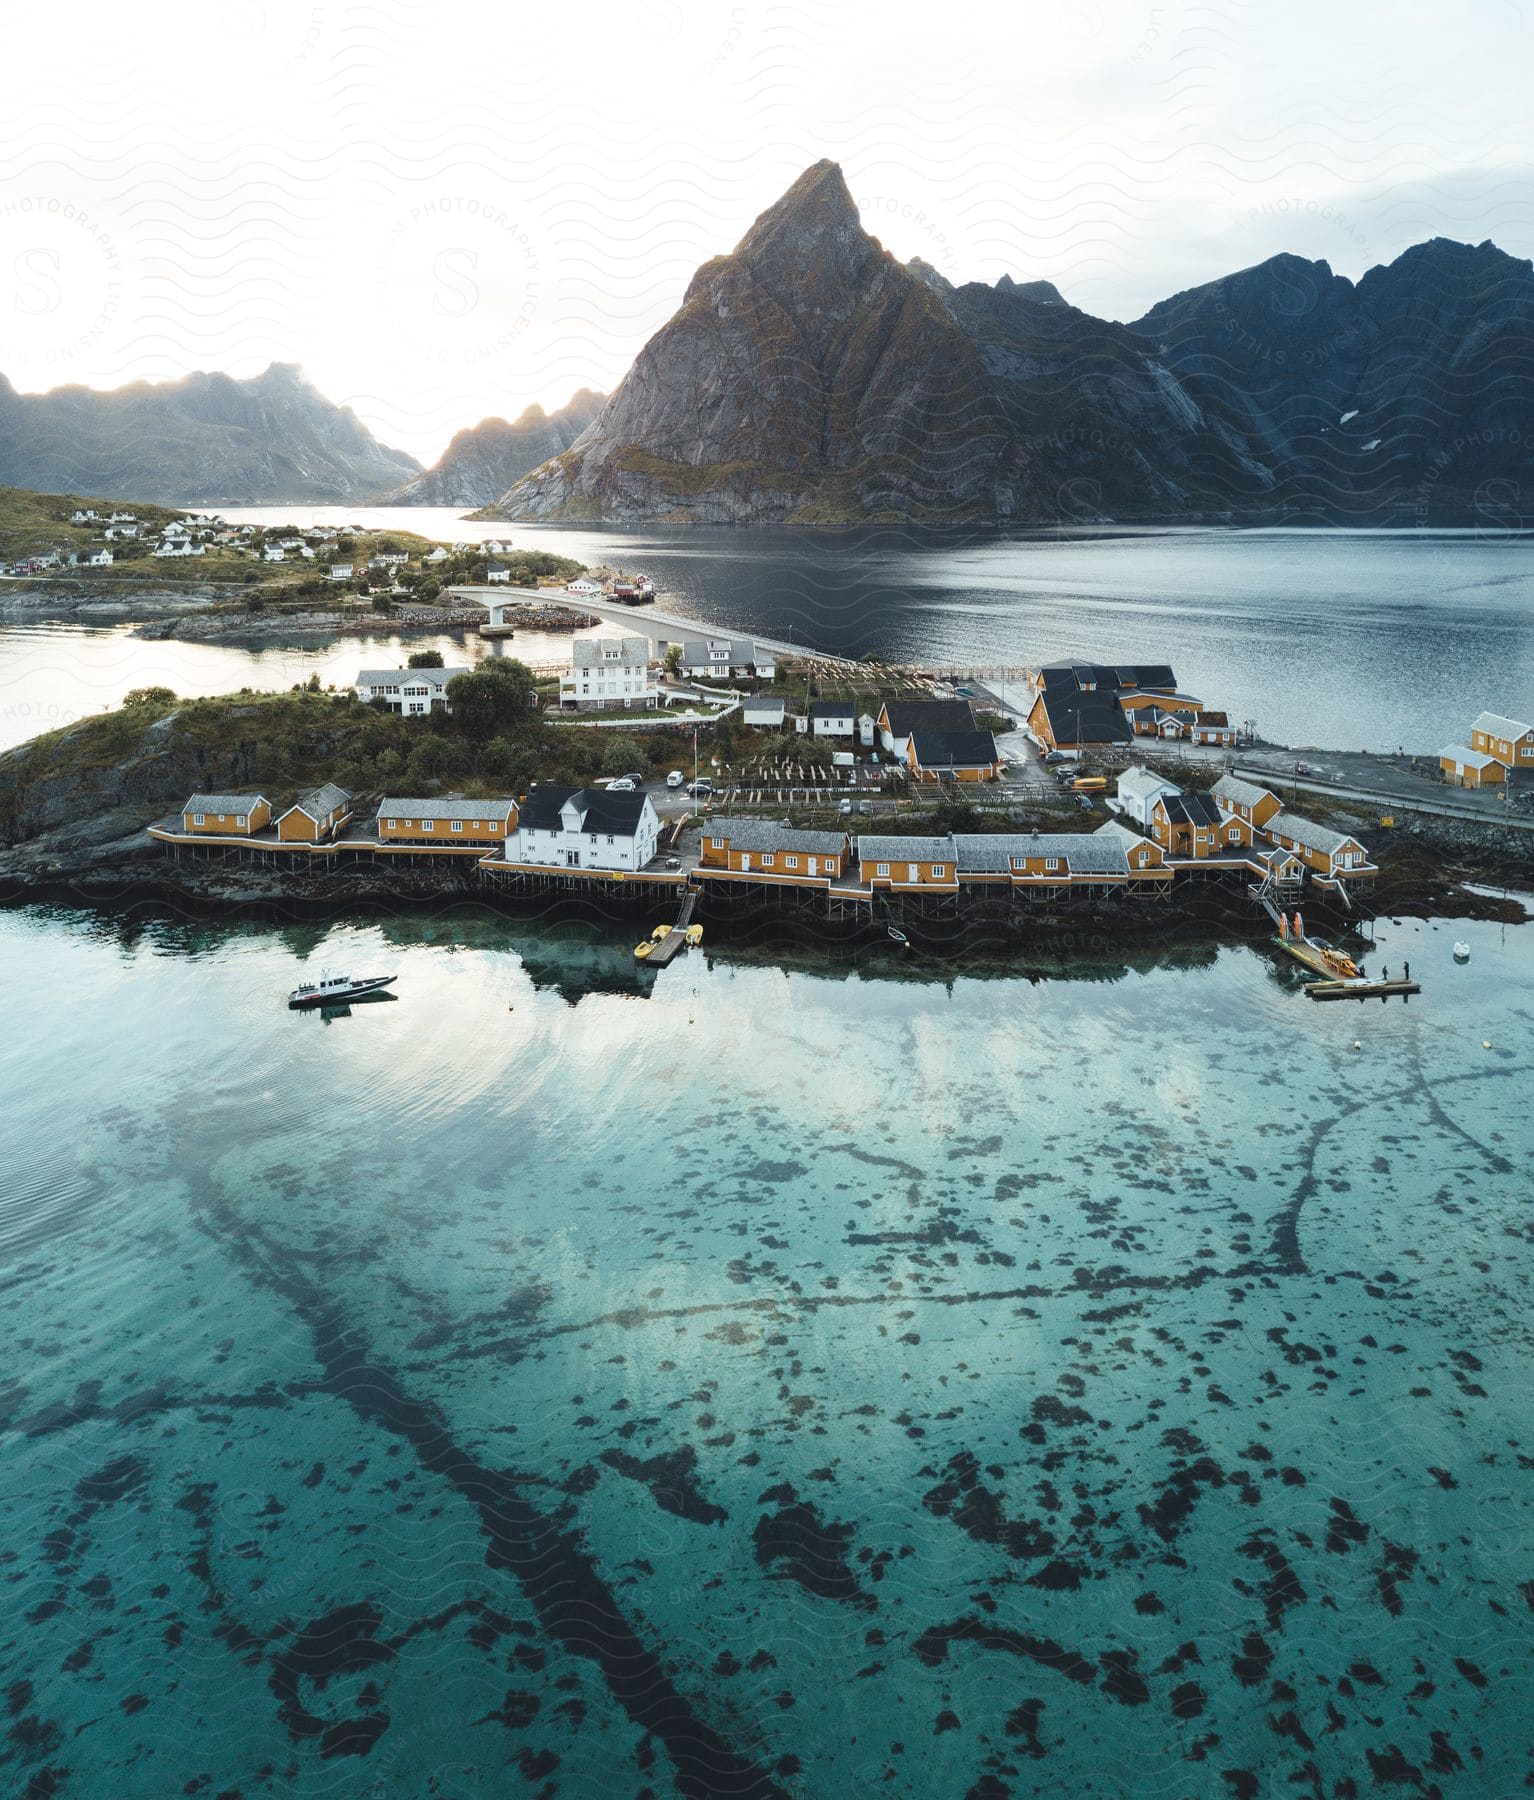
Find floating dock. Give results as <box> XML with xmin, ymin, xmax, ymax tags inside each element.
<box><xmin>638</xmin><ymin>891</ymin><xmax>698</xmax><ymax>966</ymax></box>
<box><xmin>1306</xmin><ymin>977</ymin><xmax>1421</xmax><ymax>1002</ymax></box>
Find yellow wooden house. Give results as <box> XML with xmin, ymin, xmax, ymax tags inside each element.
<box><xmin>1092</xmin><ymin>819</ymin><xmax>1169</xmax><ymax>874</ymax></box>
<box><xmin>905</xmin><ymin>728</ymin><xmax>1003</xmax><ymax>783</ymax></box>
<box><xmin>276</xmin><ymin>783</ymin><xmax>353</xmax><ymax>842</ymax></box>
<box><xmin>376</xmin><ymin>797</ymin><xmax>518</xmax><ymax>846</ymax></box>
<box><xmin>1439</xmin><ymin>745</ymin><xmax>1505</xmax><ymax>790</ymax></box>
<box><xmin>1265</xmin><ymin>813</ymin><xmax>1374</xmax><ymax>880</ymax></box>
<box><xmin>1211</xmin><ymin>773</ymin><xmax>1283</xmax><ymax>831</ymax></box>
<box><xmin>857</xmin><ymin>834</ymin><xmax>959</xmax><ymax>890</ymax></box>
<box><xmin>1470</xmin><ymin>711</ymin><xmax>1534</xmax><ymax>770</ymax></box>
<box><xmin>1150</xmin><ymin>792</ymin><xmax>1252</xmax><ymax>858</ymax></box>
<box><xmin>181</xmin><ymin>793</ymin><xmax>271</xmax><ymax>835</ymax></box>
<box><xmin>699</xmin><ymin>822</ymin><xmax>848</xmax><ymax>880</ymax></box>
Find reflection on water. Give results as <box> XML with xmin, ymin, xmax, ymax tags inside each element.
<box><xmin>0</xmin><ymin>901</ymin><xmax>1530</xmax><ymax>1793</ymax></box>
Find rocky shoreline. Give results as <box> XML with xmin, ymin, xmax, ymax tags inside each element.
<box><xmin>1</xmin><ymin>580</ymin><xmax>592</xmax><ymax>643</ymax></box>
<box><xmin>2</xmin><ymin>800</ymin><xmax>1527</xmax><ymax>931</ymax></box>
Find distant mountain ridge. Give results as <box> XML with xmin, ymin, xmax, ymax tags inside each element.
<box><xmin>0</xmin><ymin>363</ymin><xmax>420</xmax><ymax>506</ymax></box>
<box><xmin>382</xmin><ymin>390</ymin><xmax>605</xmax><ymax>505</ymax></box>
<box><xmin>488</xmin><ymin>161</ymin><xmax>1534</xmax><ymax>525</ymax></box>
<box><xmin>1130</xmin><ymin>236</ymin><xmax>1534</xmax><ymax>519</ymax></box>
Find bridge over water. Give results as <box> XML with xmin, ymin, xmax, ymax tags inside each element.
<box><xmin>445</xmin><ymin>584</ymin><xmax>854</xmax><ymax>666</ymax></box>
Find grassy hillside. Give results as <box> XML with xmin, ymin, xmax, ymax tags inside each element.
<box><xmin>0</xmin><ymin>678</ymin><xmax>701</xmax><ymax>844</ymax></box>
<box><xmin>0</xmin><ymin>485</ymin><xmax>185</xmax><ymax>559</ymax></box>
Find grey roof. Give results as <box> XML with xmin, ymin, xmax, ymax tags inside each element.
<box><xmin>809</xmin><ymin>699</ymin><xmax>855</xmax><ymax>719</ymax></box>
<box><xmin>1011</xmin><ymin>832</ymin><xmax>1131</xmax><ymax>874</ymax></box>
<box><xmin>1271</xmin><ymin>812</ymin><xmax>1358</xmax><ymax>855</ymax></box>
<box><xmin>1119</xmin><ymin>766</ymin><xmax>1179</xmax><ymax>799</ymax></box>
<box><xmin>1471</xmin><ymin>711</ymin><xmax>1532</xmax><ymax>740</ymax></box>
<box><xmin>682</xmin><ymin>637</ymin><xmax>761</xmax><ymax>664</ymax></box>
<box><xmin>1213</xmin><ymin>773</ymin><xmax>1278</xmax><ymax>809</ymax></box>
<box><xmin>573</xmin><ymin>636</ymin><xmax>650</xmax><ymax>668</ymax></box>
<box><xmin>1440</xmin><ymin>743</ymin><xmax>1500</xmax><ymax>769</ymax></box>
<box><xmin>356</xmin><ymin>665</ymin><xmax>468</xmax><ymax>691</ymax></box>
<box><xmin>1094</xmin><ymin>818</ymin><xmax>1157</xmax><ymax>851</ymax></box>
<box><xmin>376</xmin><ymin>796</ymin><xmax>517</xmax><ymax>822</ymax></box>
<box><xmin>857</xmin><ymin>834</ymin><xmax>957</xmax><ymax>862</ymax></box>
<box><xmin>705</xmin><ymin>820</ymin><xmax>847</xmax><ymax>855</ymax></box>
<box><xmin>283</xmin><ymin>782</ymin><xmax>351</xmax><ymax>820</ymax></box>
<box><xmin>743</xmin><ymin>697</ymin><xmax>786</xmax><ymax>721</ymax></box>
<box><xmin>950</xmin><ymin>833</ymin><xmax>1028</xmax><ymax>872</ymax></box>
<box><xmin>184</xmin><ymin>792</ymin><xmax>268</xmax><ymax>814</ymax></box>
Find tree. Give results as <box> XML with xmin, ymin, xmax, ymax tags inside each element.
<box><xmin>601</xmin><ymin>735</ymin><xmax>644</xmax><ymax>777</ymax></box>
<box><xmin>445</xmin><ymin>660</ymin><xmax>536</xmax><ymax>743</ymax></box>
<box><xmin>408</xmin><ymin>649</ymin><xmax>445</xmax><ymax>668</ymax></box>
<box><xmin>663</xmin><ymin>643</ymin><xmax>683</xmax><ymax>678</ymax></box>
<box><xmin>375</xmin><ymin>748</ymin><xmax>406</xmax><ymax>782</ymax></box>
<box><xmin>405</xmin><ymin>737</ymin><xmax>454</xmax><ymax>788</ymax></box>
<box><xmin>477</xmin><ymin>735</ymin><xmax>515</xmax><ymax>780</ymax></box>
<box><xmin>123</xmin><ymin>686</ymin><xmax>177</xmax><ymax>710</ymax></box>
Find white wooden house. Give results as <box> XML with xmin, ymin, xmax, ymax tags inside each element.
<box><xmin>1114</xmin><ymin>766</ymin><xmax>1181</xmax><ymax>828</ymax></box>
<box><xmin>510</xmin><ymin>785</ymin><xmax>660</xmax><ymax>871</ymax></box>
<box><xmin>355</xmin><ymin>666</ymin><xmax>467</xmax><ymax>714</ymax></box>
<box><xmin>560</xmin><ymin>637</ymin><xmax>658</xmax><ymax>710</ymax></box>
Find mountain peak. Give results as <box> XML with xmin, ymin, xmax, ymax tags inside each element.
<box><xmin>735</xmin><ymin>160</ymin><xmax>864</xmax><ymax>261</ymax></box>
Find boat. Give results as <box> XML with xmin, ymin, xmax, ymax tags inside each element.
<box><xmin>1273</xmin><ymin>911</ymin><xmax>1362</xmax><ymax>980</ymax></box>
<box><xmin>887</xmin><ymin>926</ymin><xmax>909</xmax><ymax>945</ymax></box>
<box><xmin>651</xmin><ymin>925</ymin><xmax>672</xmax><ymax>941</ymax></box>
<box><xmin>684</xmin><ymin>924</ymin><xmax>704</xmax><ymax>946</ymax></box>
<box><xmin>1453</xmin><ymin>941</ymin><xmax>1471</xmax><ymax>962</ymax></box>
<box><xmin>634</xmin><ymin>941</ymin><xmax>654</xmax><ymax>961</ymax></box>
<box><xmin>288</xmin><ymin>969</ymin><xmax>396</xmax><ymax>1008</ymax></box>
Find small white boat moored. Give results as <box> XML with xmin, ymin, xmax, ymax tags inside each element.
<box><xmin>1452</xmin><ymin>942</ymin><xmax>1471</xmax><ymax>963</ymax></box>
<box><xmin>288</xmin><ymin>969</ymin><xmax>397</xmax><ymax>1008</ymax></box>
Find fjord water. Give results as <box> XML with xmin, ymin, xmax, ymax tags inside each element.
<box><xmin>2</xmin><ymin>902</ymin><xmax>1531</xmax><ymax>1795</ymax></box>
<box><xmin>7</xmin><ymin>523</ymin><xmax>1532</xmax><ymax>752</ymax></box>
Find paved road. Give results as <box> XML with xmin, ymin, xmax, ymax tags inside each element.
<box><xmin>449</xmin><ymin>584</ymin><xmax>854</xmax><ymax>665</ymax></box>
<box><xmin>1234</xmin><ymin>765</ymin><xmax>1534</xmax><ymax>834</ymax></box>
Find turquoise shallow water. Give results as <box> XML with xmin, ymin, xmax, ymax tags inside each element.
<box><xmin>1</xmin><ymin>905</ymin><xmax>1531</xmax><ymax>1797</ymax></box>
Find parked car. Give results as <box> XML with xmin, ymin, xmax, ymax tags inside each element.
<box><xmin>687</xmin><ymin>779</ymin><xmax>714</xmax><ymax>798</ymax></box>
<box><xmin>1075</xmin><ymin>793</ymin><xmax>1095</xmax><ymax>811</ymax></box>
<box><xmin>838</xmin><ymin>798</ymin><xmax>854</xmax><ymax>815</ymax></box>
<box><xmin>622</xmin><ymin>771</ymin><xmax>646</xmax><ymax>787</ymax></box>
<box><xmin>1043</xmin><ymin>750</ymin><xmax>1068</xmax><ymax>765</ymax></box>
<box><xmin>607</xmin><ymin>777</ymin><xmax>638</xmax><ymax>791</ymax></box>
<box><xmin>666</xmin><ymin>770</ymin><xmax>685</xmax><ymax>788</ymax></box>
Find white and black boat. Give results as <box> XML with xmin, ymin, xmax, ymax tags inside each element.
<box><xmin>287</xmin><ymin>969</ymin><xmax>397</xmax><ymax>1008</ymax></box>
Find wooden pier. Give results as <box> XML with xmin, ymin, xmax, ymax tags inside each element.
<box><xmin>1306</xmin><ymin>977</ymin><xmax>1421</xmax><ymax>1002</ymax></box>
<box><xmin>642</xmin><ymin>891</ymin><xmax>698</xmax><ymax>966</ymax></box>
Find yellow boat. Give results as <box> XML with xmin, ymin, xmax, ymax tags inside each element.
<box><xmin>651</xmin><ymin>925</ymin><xmax>672</xmax><ymax>942</ymax></box>
<box><xmin>634</xmin><ymin>942</ymin><xmax>654</xmax><ymax>961</ymax></box>
<box><xmin>685</xmin><ymin>924</ymin><xmax>704</xmax><ymax>946</ymax></box>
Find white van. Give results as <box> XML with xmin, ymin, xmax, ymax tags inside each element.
<box><xmin>666</xmin><ymin>770</ymin><xmax>685</xmax><ymax>788</ymax></box>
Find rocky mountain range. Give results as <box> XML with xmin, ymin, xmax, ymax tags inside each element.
<box><xmin>0</xmin><ymin>363</ymin><xmax>420</xmax><ymax>506</ymax></box>
<box><xmin>1131</xmin><ymin>237</ymin><xmax>1534</xmax><ymax>520</ymax></box>
<box><xmin>489</xmin><ymin>160</ymin><xmax>1534</xmax><ymax>526</ymax></box>
<box><xmin>381</xmin><ymin>390</ymin><xmax>605</xmax><ymax>505</ymax></box>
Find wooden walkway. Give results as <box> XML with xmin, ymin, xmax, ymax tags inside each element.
<box><xmin>645</xmin><ymin>890</ymin><xmax>698</xmax><ymax>966</ymax></box>
<box><xmin>1306</xmin><ymin>978</ymin><xmax>1421</xmax><ymax>1002</ymax></box>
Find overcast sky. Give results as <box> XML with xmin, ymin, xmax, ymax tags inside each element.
<box><xmin>3</xmin><ymin>0</ymin><xmax>1530</xmax><ymax>464</ymax></box>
